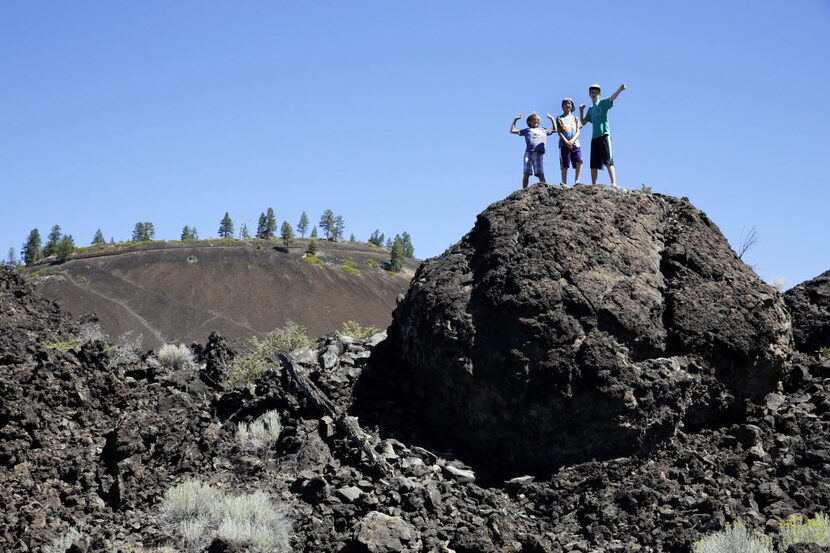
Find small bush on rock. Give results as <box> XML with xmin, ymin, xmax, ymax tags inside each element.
<box><xmin>236</xmin><ymin>410</ymin><xmax>282</xmax><ymax>456</ymax></box>
<box><xmin>157</xmin><ymin>343</ymin><xmax>195</xmax><ymax>370</ymax></box>
<box><xmin>159</xmin><ymin>481</ymin><xmax>291</xmax><ymax>553</ymax></box>
<box><xmin>223</xmin><ymin>322</ymin><xmax>312</xmax><ymax>388</ymax></box>
<box><xmin>109</xmin><ymin>331</ymin><xmax>143</xmax><ymax>366</ymax></box>
<box><xmin>692</xmin><ymin>522</ymin><xmax>773</xmax><ymax>553</ymax></box>
<box><xmin>780</xmin><ymin>513</ymin><xmax>830</xmax><ymax>549</ymax></box>
<box><xmin>339</xmin><ymin>320</ymin><xmax>381</xmax><ymax>340</ymax></box>
<box><xmin>219</xmin><ymin>490</ymin><xmax>292</xmax><ymax>552</ymax></box>
<box><xmin>78</xmin><ymin>322</ymin><xmax>107</xmax><ymax>344</ymax></box>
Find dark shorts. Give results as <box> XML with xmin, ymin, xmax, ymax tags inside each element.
<box><xmin>590</xmin><ymin>135</ymin><xmax>614</xmax><ymax>169</ymax></box>
<box><xmin>559</xmin><ymin>145</ymin><xmax>583</xmax><ymax>169</ymax></box>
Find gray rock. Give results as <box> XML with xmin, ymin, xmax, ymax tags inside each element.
<box><xmin>336</xmin><ymin>486</ymin><xmax>363</xmax><ymax>503</ymax></box>
<box><xmin>291</xmin><ymin>347</ymin><xmax>318</xmax><ymax>366</ymax></box>
<box><xmin>322</xmin><ymin>351</ymin><xmax>339</xmax><ymax>370</ymax></box>
<box><xmin>442</xmin><ymin>465</ymin><xmax>475</xmax><ymax>484</ymax></box>
<box><xmin>354</xmin><ymin>511</ymin><xmax>418</xmax><ymax>552</ymax></box>
<box><xmin>367</xmin><ymin>332</ymin><xmax>387</xmax><ymax>348</ymax></box>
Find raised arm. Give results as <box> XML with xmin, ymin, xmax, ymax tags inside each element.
<box><xmin>578</xmin><ymin>104</ymin><xmax>589</xmax><ymax>126</ymax></box>
<box><xmin>609</xmin><ymin>83</ymin><xmax>627</xmax><ymax>102</ymax></box>
<box><xmin>546</xmin><ymin>113</ymin><xmax>557</xmax><ymax>135</ymax></box>
<box><xmin>510</xmin><ymin>114</ymin><xmax>523</xmax><ymax>135</ymax></box>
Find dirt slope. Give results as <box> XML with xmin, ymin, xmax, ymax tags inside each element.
<box><xmin>30</xmin><ymin>240</ymin><xmax>417</xmax><ymax>349</ymax></box>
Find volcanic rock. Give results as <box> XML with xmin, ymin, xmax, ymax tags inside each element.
<box><xmin>785</xmin><ymin>269</ymin><xmax>830</xmax><ymax>353</ymax></box>
<box><xmin>372</xmin><ymin>185</ymin><xmax>792</xmax><ymax>477</ymax></box>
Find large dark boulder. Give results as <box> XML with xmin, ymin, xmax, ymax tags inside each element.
<box><xmin>372</xmin><ymin>186</ymin><xmax>791</xmax><ymax>477</ymax></box>
<box><xmin>784</xmin><ymin>269</ymin><xmax>830</xmax><ymax>353</ymax></box>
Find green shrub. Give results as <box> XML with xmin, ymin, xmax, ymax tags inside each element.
<box><xmin>692</xmin><ymin>521</ymin><xmax>773</xmax><ymax>553</ymax></box>
<box><xmin>364</xmin><ymin>258</ymin><xmax>380</xmax><ymax>268</ymax></box>
<box><xmin>820</xmin><ymin>346</ymin><xmax>830</xmax><ymax>360</ymax></box>
<box><xmin>157</xmin><ymin>343</ymin><xmax>195</xmax><ymax>370</ymax></box>
<box><xmin>339</xmin><ymin>320</ymin><xmax>381</xmax><ymax>340</ymax></box>
<box><xmin>223</xmin><ymin>323</ymin><xmax>311</xmax><ymax>388</ymax></box>
<box><xmin>780</xmin><ymin>513</ymin><xmax>830</xmax><ymax>549</ymax></box>
<box><xmin>159</xmin><ymin>481</ymin><xmax>291</xmax><ymax>553</ymax></box>
<box><xmin>45</xmin><ymin>340</ymin><xmax>81</xmax><ymax>352</ymax></box>
<box><xmin>303</xmin><ymin>255</ymin><xmax>321</xmax><ymax>265</ymax></box>
<box><xmin>341</xmin><ymin>264</ymin><xmax>360</xmax><ymax>275</ymax></box>
<box><xmin>640</xmin><ymin>183</ymin><xmax>653</xmax><ymax>194</ymax></box>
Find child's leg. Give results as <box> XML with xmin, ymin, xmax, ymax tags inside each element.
<box><xmin>575</xmin><ymin>162</ymin><xmax>582</xmax><ymax>184</ymax></box>
<box><xmin>591</xmin><ymin>168</ymin><xmax>599</xmax><ymax>185</ymax></box>
<box><xmin>523</xmin><ymin>173</ymin><xmax>530</xmax><ymax>189</ymax></box>
<box><xmin>537</xmin><ymin>173</ymin><xmax>546</xmax><ymax>184</ymax></box>
<box><xmin>607</xmin><ymin>164</ymin><xmax>617</xmax><ymax>186</ymax></box>
<box><xmin>561</xmin><ymin>167</ymin><xmax>568</xmax><ymax>184</ymax></box>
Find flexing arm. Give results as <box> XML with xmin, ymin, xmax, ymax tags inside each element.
<box><xmin>609</xmin><ymin>83</ymin><xmax>627</xmax><ymax>102</ymax></box>
<box><xmin>510</xmin><ymin>114</ymin><xmax>523</xmax><ymax>135</ymax></box>
<box><xmin>578</xmin><ymin>104</ymin><xmax>589</xmax><ymax>126</ymax></box>
<box><xmin>546</xmin><ymin>113</ymin><xmax>557</xmax><ymax>135</ymax></box>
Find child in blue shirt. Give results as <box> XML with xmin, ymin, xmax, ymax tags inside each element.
<box><xmin>510</xmin><ymin>112</ymin><xmax>557</xmax><ymax>189</ymax></box>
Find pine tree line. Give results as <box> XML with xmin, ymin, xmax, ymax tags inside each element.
<box><xmin>16</xmin><ymin>211</ymin><xmax>415</xmax><ymax>267</ymax></box>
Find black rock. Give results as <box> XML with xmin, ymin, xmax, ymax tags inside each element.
<box><xmin>785</xmin><ymin>269</ymin><xmax>830</xmax><ymax>353</ymax></box>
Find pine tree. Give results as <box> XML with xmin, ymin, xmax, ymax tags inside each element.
<box><xmin>256</xmin><ymin>212</ymin><xmax>268</xmax><ymax>239</ymax></box>
<box><xmin>132</xmin><ymin>222</ymin><xmax>146</xmax><ymax>242</ymax></box>
<box><xmin>240</xmin><ymin>222</ymin><xmax>250</xmax><ymax>240</ymax></box>
<box><xmin>6</xmin><ymin>247</ymin><xmax>17</xmax><ymax>267</ymax></box>
<box><xmin>218</xmin><ymin>212</ymin><xmax>234</xmax><ymax>238</ymax></box>
<box><xmin>401</xmin><ymin>231</ymin><xmax>415</xmax><ymax>258</ymax></box>
<box><xmin>280</xmin><ymin>220</ymin><xmax>295</xmax><ymax>247</ymax></box>
<box><xmin>333</xmin><ymin>215</ymin><xmax>346</xmax><ymax>241</ymax></box>
<box><xmin>181</xmin><ymin>226</ymin><xmax>198</xmax><ymax>241</ymax></box>
<box><xmin>349</xmin><ymin>234</ymin><xmax>356</xmax><ymax>242</ymax></box>
<box><xmin>22</xmin><ymin>229</ymin><xmax>42</xmax><ymax>265</ymax></box>
<box><xmin>389</xmin><ymin>235</ymin><xmax>405</xmax><ymax>272</ymax></box>
<box><xmin>266</xmin><ymin>208</ymin><xmax>277</xmax><ymax>239</ymax></box>
<box><xmin>385</xmin><ymin>237</ymin><xmax>393</xmax><ymax>249</ymax></box>
<box><xmin>368</xmin><ymin>230</ymin><xmax>385</xmax><ymax>247</ymax></box>
<box><xmin>92</xmin><ymin>229</ymin><xmax>106</xmax><ymax>246</ymax></box>
<box><xmin>55</xmin><ymin>235</ymin><xmax>75</xmax><ymax>262</ymax></box>
<box><xmin>297</xmin><ymin>211</ymin><xmax>309</xmax><ymax>238</ymax></box>
<box><xmin>306</xmin><ymin>236</ymin><xmax>318</xmax><ymax>256</ymax></box>
<box><xmin>310</xmin><ymin>226</ymin><xmax>318</xmax><ymax>239</ymax></box>
<box><xmin>319</xmin><ymin>209</ymin><xmax>335</xmax><ymax>240</ymax></box>
<box><xmin>131</xmin><ymin>222</ymin><xmax>154</xmax><ymax>242</ymax></box>
<box><xmin>43</xmin><ymin>225</ymin><xmax>63</xmax><ymax>257</ymax></box>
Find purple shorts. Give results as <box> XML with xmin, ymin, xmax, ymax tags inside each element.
<box><xmin>559</xmin><ymin>145</ymin><xmax>583</xmax><ymax>169</ymax></box>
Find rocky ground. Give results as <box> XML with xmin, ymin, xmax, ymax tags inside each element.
<box><xmin>2</xmin><ymin>187</ymin><xmax>830</xmax><ymax>552</ymax></box>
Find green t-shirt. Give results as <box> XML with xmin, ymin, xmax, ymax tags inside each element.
<box><xmin>584</xmin><ymin>98</ymin><xmax>613</xmax><ymax>139</ymax></box>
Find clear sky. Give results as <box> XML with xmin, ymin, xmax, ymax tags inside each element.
<box><xmin>2</xmin><ymin>1</ymin><xmax>828</xmax><ymax>288</ymax></box>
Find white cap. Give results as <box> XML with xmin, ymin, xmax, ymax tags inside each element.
<box><xmin>588</xmin><ymin>83</ymin><xmax>601</xmax><ymax>92</ymax></box>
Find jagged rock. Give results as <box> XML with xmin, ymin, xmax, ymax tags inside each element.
<box><xmin>373</xmin><ymin>186</ymin><xmax>792</xmax><ymax>477</ymax></box>
<box><xmin>785</xmin><ymin>269</ymin><xmax>830</xmax><ymax>353</ymax></box>
<box><xmin>442</xmin><ymin>465</ymin><xmax>476</xmax><ymax>484</ymax></box>
<box><xmin>354</xmin><ymin>511</ymin><xmax>418</xmax><ymax>552</ymax></box>
<box><xmin>336</xmin><ymin>485</ymin><xmax>363</xmax><ymax>503</ymax></box>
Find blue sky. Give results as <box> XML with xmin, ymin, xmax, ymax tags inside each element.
<box><xmin>1</xmin><ymin>1</ymin><xmax>828</xmax><ymax>288</ymax></box>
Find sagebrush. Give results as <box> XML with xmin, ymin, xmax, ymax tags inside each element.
<box><xmin>236</xmin><ymin>410</ymin><xmax>282</xmax><ymax>456</ymax></box>
<box><xmin>780</xmin><ymin>513</ymin><xmax>830</xmax><ymax>548</ymax></box>
<box><xmin>692</xmin><ymin>521</ymin><xmax>773</xmax><ymax>553</ymax></box>
<box><xmin>159</xmin><ymin>481</ymin><xmax>291</xmax><ymax>553</ymax></box>
<box><xmin>157</xmin><ymin>343</ymin><xmax>194</xmax><ymax>370</ymax></box>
